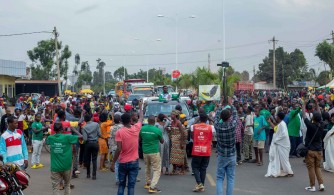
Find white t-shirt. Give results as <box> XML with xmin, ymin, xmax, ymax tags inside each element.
<box><xmin>244</xmin><ymin>113</ymin><xmax>254</xmax><ymax>135</ymax></box>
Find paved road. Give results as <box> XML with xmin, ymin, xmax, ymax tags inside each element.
<box><xmin>24</xmin><ymin>148</ymin><xmax>334</xmax><ymax>195</ymax></box>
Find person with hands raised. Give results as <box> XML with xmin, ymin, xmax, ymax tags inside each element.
<box><xmin>214</xmin><ymin>96</ymin><xmax>238</xmax><ymax>195</ymax></box>
<box><xmin>110</xmin><ymin>99</ymin><xmax>143</xmax><ymax>195</ymax></box>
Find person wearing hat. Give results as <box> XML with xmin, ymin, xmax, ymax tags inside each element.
<box><xmin>124</xmin><ymin>104</ymin><xmax>133</xmax><ymax>113</ymax></box>
<box><xmin>15</xmin><ymin>97</ymin><xmax>23</xmax><ymax>110</ymax></box>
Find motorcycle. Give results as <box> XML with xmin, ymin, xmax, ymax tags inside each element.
<box><xmin>0</xmin><ymin>156</ymin><xmax>30</xmax><ymax>195</ymax></box>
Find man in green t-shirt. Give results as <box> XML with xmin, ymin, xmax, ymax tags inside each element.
<box><xmin>46</xmin><ymin>122</ymin><xmax>81</xmax><ymax>195</ymax></box>
<box><xmin>140</xmin><ymin>115</ymin><xmax>164</xmax><ymax>193</ymax></box>
<box><xmin>31</xmin><ymin>114</ymin><xmax>48</xmax><ymax>169</ymax></box>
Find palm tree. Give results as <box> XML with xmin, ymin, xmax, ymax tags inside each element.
<box><xmin>74</xmin><ymin>54</ymin><xmax>80</xmax><ymax>75</ymax></box>
<box><xmin>309</xmin><ymin>68</ymin><xmax>317</xmax><ymax>86</ymax></box>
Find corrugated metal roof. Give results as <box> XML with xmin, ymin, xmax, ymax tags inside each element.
<box><xmin>15</xmin><ymin>80</ymin><xmax>59</xmax><ymax>84</ymax></box>
<box><xmin>0</xmin><ymin>59</ymin><xmax>26</xmax><ymax>77</ymax></box>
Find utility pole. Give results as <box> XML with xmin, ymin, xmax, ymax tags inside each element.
<box><xmin>331</xmin><ymin>30</ymin><xmax>334</xmax><ymax>44</ymax></box>
<box><xmin>53</xmin><ymin>27</ymin><xmax>61</xmax><ymax>96</ymax></box>
<box><xmin>208</xmin><ymin>53</ymin><xmax>211</xmax><ymax>71</ymax></box>
<box><xmin>253</xmin><ymin>65</ymin><xmax>256</xmax><ymax>82</ymax></box>
<box><xmin>269</xmin><ymin>36</ymin><xmax>278</xmax><ymax>89</ymax></box>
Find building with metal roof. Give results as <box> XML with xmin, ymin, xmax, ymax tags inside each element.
<box><xmin>0</xmin><ymin>59</ymin><xmax>27</xmax><ymax>98</ymax></box>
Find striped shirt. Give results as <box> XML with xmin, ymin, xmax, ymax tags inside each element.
<box><xmin>0</xmin><ymin>129</ymin><xmax>28</xmax><ymax>165</ymax></box>
<box><xmin>214</xmin><ymin>106</ymin><xmax>238</xmax><ymax>157</ymax></box>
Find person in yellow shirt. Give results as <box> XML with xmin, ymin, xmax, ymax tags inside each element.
<box><xmin>98</xmin><ymin>112</ymin><xmax>113</xmax><ymax>171</ymax></box>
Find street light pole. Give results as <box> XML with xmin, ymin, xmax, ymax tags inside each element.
<box><xmin>157</xmin><ymin>14</ymin><xmax>195</xmax><ymax>77</ymax></box>
<box><xmin>175</xmin><ymin>14</ymin><xmax>178</xmax><ymax>71</ymax></box>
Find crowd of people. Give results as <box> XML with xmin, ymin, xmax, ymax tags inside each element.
<box><xmin>0</xmin><ymin>86</ymin><xmax>333</xmax><ymax>195</ymax></box>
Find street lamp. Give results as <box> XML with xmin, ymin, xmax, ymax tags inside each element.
<box><xmin>217</xmin><ymin>61</ymin><xmax>230</xmax><ymax>104</ymax></box>
<box><xmin>157</xmin><ymin>14</ymin><xmax>196</xmax><ymax>73</ymax></box>
<box><xmin>133</xmin><ymin>38</ymin><xmax>162</xmax><ymax>82</ymax></box>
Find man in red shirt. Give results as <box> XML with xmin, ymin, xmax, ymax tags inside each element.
<box><xmin>191</xmin><ymin>113</ymin><xmax>214</xmax><ymax>192</ymax></box>
<box><xmin>111</xmin><ymin>100</ymin><xmax>143</xmax><ymax>195</ymax></box>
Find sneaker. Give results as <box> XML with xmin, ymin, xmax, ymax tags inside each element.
<box><xmin>148</xmin><ymin>187</ymin><xmax>161</xmax><ymax>193</ymax></box>
<box><xmin>144</xmin><ymin>183</ymin><xmax>150</xmax><ymax>189</ymax></box>
<box><xmin>75</xmin><ymin>170</ymin><xmax>80</xmax><ymax>174</ymax></box>
<box><xmin>305</xmin><ymin>186</ymin><xmax>316</xmax><ymax>192</ymax></box>
<box><xmin>193</xmin><ymin>183</ymin><xmax>204</xmax><ymax>192</ymax></box>
<box><xmin>37</xmin><ymin>164</ymin><xmax>44</xmax><ymax>168</ymax></box>
<box><xmin>31</xmin><ymin>164</ymin><xmax>38</xmax><ymax>169</ymax></box>
<box><xmin>136</xmin><ymin>178</ymin><xmax>141</xmax><ymax>182</ymax></box>
<box><xmin>319</xmin><ymin>184</ymin><xmax>325</xmax><ymax>191</ymax></box>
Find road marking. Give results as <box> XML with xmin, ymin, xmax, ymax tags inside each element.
<box><xmin>206</xmin><ymin>174</ymin><xmax>261</xmax><ymax>194</ymax></box>
<box><xmin>206</xmin><ymin>173</ymin><xmax>216</xmax><ymax>187</ymax></box>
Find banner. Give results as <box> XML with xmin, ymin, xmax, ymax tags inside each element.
<box><xmin>199</xmin><ymin>85</ymin><xmax>221</xmax><ymax>101</ymax></box>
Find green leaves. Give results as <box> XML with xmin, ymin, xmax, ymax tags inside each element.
<box><xmin>27</xmin><ymin>39</ymin><xmax>71</xmax><ymax>81</ymax></box>
<box><xmin>316</xmin><ymin>41</ymin><xmax>334</xmax><ymax>71</ymax></box>
<box><xmin>255</xmin><ymin>47</ymin><xmax>307</xmax><ymax>89</ymax></box>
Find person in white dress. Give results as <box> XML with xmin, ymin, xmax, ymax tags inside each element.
<box><xmin>265</xmin><ymin>112</ymin><xmax>294</xmax><ymax>177</ymax></box>
<box><xmin>323</xmin><ymin>128</ymin><xmax>334</xmax><ymax>172</ymax></box>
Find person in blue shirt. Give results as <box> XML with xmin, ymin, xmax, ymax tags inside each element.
<box><xmin>253</xmin><ymin>107</ymin><xmax>268</xmax><ymax>166</ymax></box>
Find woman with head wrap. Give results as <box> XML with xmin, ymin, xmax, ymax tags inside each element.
<box><xmin>169</xmin><ymin>110</ymin><xmax>186</xmax><ymax>174</ymax></box>
<box><xmin>156</xmin><ymin>114</ymin><xmax>171</xmax><ymax>175</ymax></box>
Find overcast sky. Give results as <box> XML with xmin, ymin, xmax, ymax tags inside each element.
<box><xmin>1</xmin><ymin>0</ymin><xmax>334</xmax><ymax>78</ymax></box>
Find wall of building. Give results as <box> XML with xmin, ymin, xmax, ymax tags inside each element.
<box><xmin>0</xmin><ymin>75</ymin><xmax>16</xmax><ymax>98</ymax></box>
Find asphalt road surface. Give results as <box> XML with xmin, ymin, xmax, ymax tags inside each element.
<box><xmin>23</xmin><ymin>147</ymin><xmax>334</xmax><ymax>195</ymax></box>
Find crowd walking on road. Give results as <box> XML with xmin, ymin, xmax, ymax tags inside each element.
<box><xmin>0</xmin><ymin>87</ymin><xmax>334</xmax><ymax>194</ymax></box>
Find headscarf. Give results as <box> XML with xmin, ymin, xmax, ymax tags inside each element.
<box><xmin>171</xmin><ymin>110</ymin><xmax>180</xmax><ymax>116</ymax></box>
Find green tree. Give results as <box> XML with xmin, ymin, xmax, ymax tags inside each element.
<box><xmin>75</xmin><ymin>61</ymin><xmax>92</xmax><ymax>90</ymax></box>
<box><xmin>73</xmin><ymin>54</ymin><xmax>80</xmax><ymax>75</ymax></box>
<box><xmin>256</xmin><ymin>47</ymin><xmax>307</xmax><ymax>89</ymax></box>
<box><xmin>241</xmin><ymin>71</ymin><xmax>250</xmax><ymax>81</ymax></box>
<box><xmin>27</xmin><ymin>39</ymin><xmax>71</xmax><ymax>80</ymax></box>
<box><xmin>317</xmin><ymin>71</ymin><xmax>331</xmax><ymax>86</ymax></box>
<box><xmin>316</xmin><ymin>41</ymin><xmax>334</xmax><ymax>71</ymax></box>
<box><xmin>114</xmin><ymin>66</ymin><xmax>128</xmax><ymax>81</ymax></box>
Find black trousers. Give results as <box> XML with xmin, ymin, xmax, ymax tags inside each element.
<box><xmin>191</xmin><ymin>156</ymin><xmax>210</xmax><ymax>185</ymax></box>
<box><xmin>85</xmin><ymin>142</ymin><xmax>99</xmax><ymax>176</ymax></box>
<box><xmin>79</xmin><ymin>143</ymin><xmax>86</xmax><ymax>165</ymax></box>
<box><xmin>236</xmin><ymin>142</ymin><xmax>241</xmax><ymax>162</ymax></box>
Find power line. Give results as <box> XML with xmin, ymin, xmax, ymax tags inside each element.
<box><xmin>79</xmin><ymin>41</ymin><xmax>267</xmax><ymax>57</ymax></box>
<box><xmin>0</xmin><ymin>31</ymin><xmax>53</xmax><ymax>37</ymax></box>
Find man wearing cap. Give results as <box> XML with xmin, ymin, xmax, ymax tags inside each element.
<box><xmin>124</xmin><ymin>104</ymin><xmax>133</xmax><ymax>113</ymax></box>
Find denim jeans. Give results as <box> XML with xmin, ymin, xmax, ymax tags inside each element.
<box><xmin>118</xmin><ymin>160</ymin><xmax>139</xmax><ymax>195</ymax></box>
<box><xmin>216</xmin><ymin>155</ymin><xmax>236</xmax><ymax>195</ymax></box>
<box><xmin>191</xmin><ymin>156</ymin><xmax>210</xmax><ymax>185</ymax></box>
<box><xmin>112</xmin><ymin>150</ymin><xmax>120</xmax><ymax>182</ymax></box>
